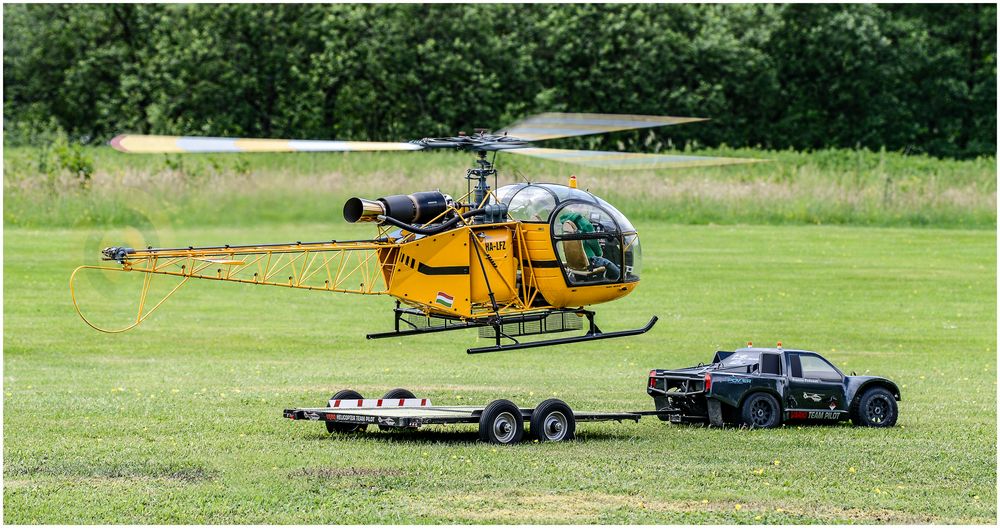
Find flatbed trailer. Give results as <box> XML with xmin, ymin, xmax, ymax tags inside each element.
<box><xmin>284</xmin><ymin>388</ymin><xmax>665</xmax><ymax>444</ymax></box>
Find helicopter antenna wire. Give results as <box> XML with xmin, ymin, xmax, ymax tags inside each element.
<box><xmin>491</xmin><ymin>150</ymin><xmax>500</xmax><ymax>194</ymax></box>
<box><xmin>494</xmin><ymin>151</ymin><xmax>530</xmax><ymax>184</ymax></box>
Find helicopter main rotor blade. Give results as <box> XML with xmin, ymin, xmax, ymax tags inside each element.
<box><xmin>498</xmin><ymin>113</ymin><xmax>707</xmax><ymax>142</ymax></box>
<box><xmin>110</xmin><ymin>135</ymin><xmax>424</xmax><ymax>154</ymax></box>
<box><xmin>506</xmin><ymin>147</ymin><xmax>765</xmax><ymax>170</ymax></box>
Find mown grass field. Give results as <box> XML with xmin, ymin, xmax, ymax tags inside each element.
<box><xmin>4</xmin><ymin>218</ymin><xmax>996</xmax><ymax>523</ymax></box>
<box><xmin>4</xmin><ymin>147</ymin><xmax>997</xmax><ymax>523</ymax></box>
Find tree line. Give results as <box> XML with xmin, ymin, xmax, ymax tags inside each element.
<box><xmin>3</xmin><ymin>3</ymin><xmax>995</xmax><ymax>158</ymax></box>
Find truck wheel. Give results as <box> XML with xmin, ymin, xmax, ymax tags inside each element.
<box><xmin>378</xmin><ymin>388</ymin><xmax>416</xmax><ymax>431</ymax></box>
<box><xmin>740</xmin><ymin>393</ymin><xmax>781</xmax><ymax>429</ymax></box>
<box><xmin>850</xmin><ymin>387</ymin><xmax>898</xmax><ymax>427</ymax></box>
<box><xmin>707</xmin><ymin>399</ymin><xmax>726</xmax><ymax>427</ymax></box>
<box><xmin>327</xmin><ymin>389</ymin><xmax>367</xmax><ymax>434</ymax></box>
<box><xmin>530</xmin><ymin>399</ymin><xmax>576</xmax><ymax>442</ymax></box>
<box><xmin>479</xmin><ymin>399</ymin><xmax>524</xmax><ymax>444</ymax></box>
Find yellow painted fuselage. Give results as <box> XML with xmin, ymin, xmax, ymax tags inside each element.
<box><xmin>380</xmin><ymin>221</ymin><xmax>636</xmax><ymax>318</ymax></box>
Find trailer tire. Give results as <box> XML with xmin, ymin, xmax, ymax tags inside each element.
<box><xmin>378</xmin><ymin>388</ymin><xmax>416</xmax><ymax>431</ymax></box>
<box><xmin>478</xmin><ymin>399</ymin><xmax>524</xmax><ymax>444</ymax></box>
<box><xmin>530</xmin><ymin>399</ymin><xmax>575</xmax><ymax>442</ymax></box>
<box><xmin>327</xmin><ymin>389</ymin><xmax>367</xmax><ymax>434</ymax></box>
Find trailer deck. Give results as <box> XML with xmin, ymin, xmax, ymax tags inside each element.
<box><xmin>284</xmin><ymin>390</ymin><xmax>662</xmax><ymax>443</ymax></box>
<box><xmin>284</xmin><ymin>405</ymin><xmax>644</xmax><ymax>427</ymax></box>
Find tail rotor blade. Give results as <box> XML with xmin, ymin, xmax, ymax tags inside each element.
<box><xmin>498</xmin><ymin>113</ymin><xmax>708</xmax><ymax>142</ymax></box>
<box><xmin>507</xmin><ymin>147</ymin><xmax>765</xmax><ymax>170</ymax></box>
<box><xmin>110</xmin><ymin>135</ymin><xmax>424</xmax><ymax>154</ymax></box>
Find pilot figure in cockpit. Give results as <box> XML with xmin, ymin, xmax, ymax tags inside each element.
<box><xmin>557</xmin><ymin>211</ymin><xmax>621</xmax><ymax>281</ymax></box>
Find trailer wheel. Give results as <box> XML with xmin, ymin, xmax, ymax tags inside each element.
<box><xmin>327</xmin><ymin>389</ymin><xmax>367</xmax><ymax>434</ymax></box>
<box><xmin>740</xmin><ymin>392</ymin><xmax>781</xmax><ymax>429</ymax></box>
<box><xmin>530</xmin><ymin>399</ymin><xmax>575</xmax><ymax>442</ymax></box>
<box><xmin>478</xmin><ymin>399</ymin><xmax>524</xmax><ymax>444</ymax></box>
<box><xmin>378</xmin><ymin>388</ymin><xmax>416</xmax><ymax>431</ymax></box>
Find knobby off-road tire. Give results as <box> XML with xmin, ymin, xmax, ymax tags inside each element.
<box><xmin>530</xmin><ymin>399</ymin><xmax>576</xmax><ymax>442</ymax></box>
<box><xmin>478</xmin><ymin>399</ymin><xmax>524</xmax><ymax>444</ymax></box>
<box><xmin>327</xmin><ymin>389</ymin><xmax>367</xmax><ymax>434</ymax></box>
<box><xmin>740</xmin><ymin>392</ymin><xmax>782</xmax><ymax>429</ymax></box>
<box><xmin>707</xmin><ymin>399</ymin><xmax>726</xmax><ymax>427</ymax></box>
<box><xmin>850</xmin><ymin>387</ymin><xmax>898</xmax><ymax>427</ymax></box>
<box><xmin>378</xmin><ymin>388</ymin><xmax>416</xmax><ymax>431</ymax></box>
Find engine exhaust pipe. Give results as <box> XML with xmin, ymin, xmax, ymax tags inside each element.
<box><xmin>343</xmin><ymin>198</ymin><xmax>385</xmax><ymax>223</ymax></box>
<box><xmin>344</xmin><ymin>191</ymin><xmax>451</xmax><ymax>224</ymax></box>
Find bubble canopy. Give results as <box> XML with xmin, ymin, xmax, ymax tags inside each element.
<box><xmin>496</xmin><ymin>183</ymin><xmax>641</xmax><ymax>284</ymax></box>
<box><xmin>495</xmin><ymin>183</ymin><xmax>636</xmax><ymax>233</ymax></box>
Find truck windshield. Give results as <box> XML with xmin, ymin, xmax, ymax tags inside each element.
<box><xmin>717</xmin><ymin>350</ymin><xmax>760</xmax><ymax>369</ymax></box>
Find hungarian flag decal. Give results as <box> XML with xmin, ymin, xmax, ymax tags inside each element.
<box><xmin>434</xmin><ymin>291</ymin><xmax>454</xmax><ymax>308</ymax></box>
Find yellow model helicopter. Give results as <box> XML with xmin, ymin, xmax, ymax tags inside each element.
<box><xmin>71</xmin><ymin>113</ymin><xmax>758</xmax><ymax>353</ymax></box>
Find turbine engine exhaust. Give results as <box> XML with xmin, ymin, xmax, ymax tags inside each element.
<box><xmin>343</xmin><ymin>191</ymin><xmax>451</xmax><ymax>224</ymax></box>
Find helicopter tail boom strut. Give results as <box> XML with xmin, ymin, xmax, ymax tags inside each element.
<box><xmin>71</xmin><ymin>238</ymin><xmax>396</xmax><ymax>333</ymax></box>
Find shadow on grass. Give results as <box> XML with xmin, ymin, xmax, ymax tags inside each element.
<box><xmin>294</xmin><ymin>427</ymin><xmax>648</xmax><ymax>445</ymax></box>
<box><xmin>4</xmin><ymin>459</ymin><xmax>214</xmax><ymax>481</ymax></box>
<box><xmin>290</xmin><ymin>417</ymin><xmax>863</xmax><ymax>445</ymax></box>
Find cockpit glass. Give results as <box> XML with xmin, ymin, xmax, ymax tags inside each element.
<box><xmin>552</xmin><ymin>202</ymin><xmax>624</xmax><ymax>285</ymax></box>
<box><xmin>493</xmin><ymin>184</ymin><xmax>522</xmax><ymax>205</ymax></box>
<box><xmin>546</xmin><ymin>185</ymin><xmax>577</xmax><ymax>203</ymax></box>
<box><xmin>594</xmin><ymin>196</ymin><xmax>636</xmax><ymax>233</ymax></box>
<box><xmin>623</xmin><ymin>233</ymin><xmax>641</xmax><ymax>281</ymax></box>
<box><xmin>507</xmin><ymin>186</ymin><xmax>556</xmax><ymax>222</ymax></box>
<box><xmin>553</xmin><ymin>203</ymin><xmax>619</xmax><ymax>235</ymax></box>
<box><xmin>497</xmin><ymin>184</ymin><xmax>636</xmax><ymax>234</ymax></box>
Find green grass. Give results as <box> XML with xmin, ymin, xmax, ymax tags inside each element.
<box><xmin>3</xmin><ymin>221</ymin><xmax>995</xmax><ymax>523</ymax></box>
<box><xmin>3</xmin><ymin>146</ymin><xmax>996</xmax><ymax>229</ymax></box>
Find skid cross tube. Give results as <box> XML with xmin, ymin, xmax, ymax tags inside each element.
<box><xmin>466</xmin><ymin>315</ymin><xmax>658</xmax><ymax>354</ymax></box>
<box><xmin>366</xmin><ymin>306</ymin><xmax>488</xmax><ymax>339</ymax></box>
<box><xmin>366</xmin><ymin>320</ymin><xmax>486</xmax><ymax>339</ymax></box>
<box><xmin>364</xmin><ymin>307</ymin><xmax>657</xmax><ymax>354</ymax></box>
<box><xmin>366</xmin><ymin>307</ymin><xmax>580</xmax><ymax>340</ymax></box>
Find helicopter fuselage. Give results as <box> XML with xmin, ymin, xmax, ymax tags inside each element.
<box><xmin>370</xmin><ymin>182</ymin><xmax>642</xmax><ymax>318</ymax></box>
<box><xmin>379</xmin><ymin>219</ymin><xmax>638</xmax><ymax>319</ymax></box>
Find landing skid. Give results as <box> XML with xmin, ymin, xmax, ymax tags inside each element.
<box><xmin>466</xmin><ymin>315</ymin><xmax>658</xmax><ymax>354</ymax></box>
<box><xmin>366</xmin><ymin>305</ymin><xmax>658</xmax><ymax>354</ymax></box>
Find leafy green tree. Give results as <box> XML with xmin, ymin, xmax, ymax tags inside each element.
<box><xmin>3</xmin><ymin>4</ymin><xmax>995</xmax><ymax>157</ymax></box>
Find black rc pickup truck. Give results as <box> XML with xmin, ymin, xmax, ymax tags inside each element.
<box><xmin>647</xmin><ymin>347</ymin><xmax>900</xmax><ymax>428</ymax></box>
